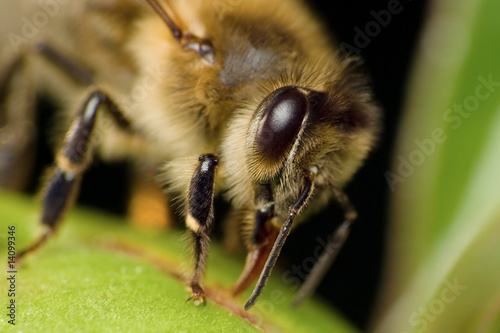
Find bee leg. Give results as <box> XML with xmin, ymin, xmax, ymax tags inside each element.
<box><xmin>0</xmin><ymin>54</ymin><xmax>37</xmax><ymax>190</ymax></box>
<box><xmin>1</xmin><ymin>42</ymin><xmax>94</xmax><ymax>190</ymax></box>
<box><xmin>16</xmin><ymin>89</ymin><xmax>131</xmax><ymax>261</ymax></box>
<box><xmin>185</xmin><ymin>154</ymin><xmax>218</xmax><ymax>305</ymax></box>
<box><xmin>291</xmin><ymin>188</ymin><xmax>357</xmax><ymax>307</ymax></box>
<box><xmin>244</xmin><ymin>170</ymin><xmax>316</xmax><ymax>310</ymax></box>
<box><xmin>232</xmin><ymin>219</ymin><xmax>280</xmax><ymax>296</ymax></box>
<box><xmin>232</xmin><ymin>185</ymin><xmax>280</xmax><ymax>296</ymax></box>
<box><xmin>34</xmin><ymin>43</ymin><xmax>94</xmax><ymax>86</ymax></box>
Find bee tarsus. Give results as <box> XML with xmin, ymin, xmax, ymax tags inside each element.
<box><xmin>187</xmin><ymin>282</ymin><xmax>207</xmax><ymax>306</ymax></box>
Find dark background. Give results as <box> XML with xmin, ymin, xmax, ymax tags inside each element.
<box><xmin>27</xmin><ymin>0</ymin><xmax>428</xmax><ymax>330</ymax></box>
<box><xmin>300</xmin><ymin>0</ymin><xmax>427</xmax><ymax>329</ymax></box>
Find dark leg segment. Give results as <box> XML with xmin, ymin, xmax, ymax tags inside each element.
<box><xmin>16</xmin><ymin>89</ymin><xmax>131</xmax><ymax>260</ymax></box>
<box><xmin>244</xmin><ymin>169</ymin><xmax>316</xmax><ymax>310</ymax></box>
<box><xmin>185</xmin><ymin>154</ymin><xmax>218</xmax><ymax>305</ymax></box>
<box><xmin>35</xmin><ymin>43</ymin><xmax>94</xmax><ymax>86</ymax></box>
<box><xmin>16</xmin><ymin>167</ymin><xmax>81</xmax><ymax>259</ymax></box>
<box><xmin>291</xmin><ymin>187</ymin><xmax>357</xmax><ymax>307</ymax></box>
<box><xmin>232</xmin><ymin>184</ymin><xmax>279</xmax><ymax>296</ymax></box>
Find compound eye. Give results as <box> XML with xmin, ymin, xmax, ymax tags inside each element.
<box><xmin>255</xmin><ymin>87</ymin><xmax>308</xmax><ymax>163</ymax></box>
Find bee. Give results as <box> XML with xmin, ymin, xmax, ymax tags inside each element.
<box><xmin>0</xmin><ymin>0</ymin><xmax>380</xmax><ymax>309</ymax></box>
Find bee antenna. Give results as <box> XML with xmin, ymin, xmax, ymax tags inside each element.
<box><xmin>145</xmin><ymin>0</ymin><xmax>215</xmax><ymax>63</ymax></box>
<box><xmin>244</xmin><ymin>170</ymin><xmax>316</xmax><ymax>310</ymax></box>
<box><xmin>145</xmin><ymin>0</ymin><xmax>182</xmax><ymax>41</ymax></box>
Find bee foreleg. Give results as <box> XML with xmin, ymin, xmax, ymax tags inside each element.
<box><xmin>16</xmin><ymin>89</ymin><xmax>131</xmax><ymax>261</ymax></box>
<box><xmin>244</xmin><ymin>170</ymin><xmax>316</xmax><ymax>310</ymax></box>
<box><xmin>232</xmin><ymin>185</ymin><xmax>280</xmax><ymax>296</ymax></box>
<box><xmin>185</xmin><ymin>154</ymin><xmax>218</xmax><ymax>305</ymax></box>
<box><xmin>291</xmin><ymin>188</ymin><xmax>357</xmax><ymax>307</ymax></box>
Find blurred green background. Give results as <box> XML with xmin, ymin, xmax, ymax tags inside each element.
<box><xmin>372</xmin><ymin>0</ymin><xmax>500</xmax><ymax>331</ymax></box>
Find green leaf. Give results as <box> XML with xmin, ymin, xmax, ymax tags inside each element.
<box><xmin>0</xmin><ymin>191</ymin><xmax>357</xmax><ymax>333</ymax></box>
<box><xmin>373</xmin><ymin>0</ymin><xmax>500</xmax><ymax>331</ymax></box>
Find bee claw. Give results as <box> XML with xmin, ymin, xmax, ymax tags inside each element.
<box><xmin>187</xmin><ymin>284</ymin><xmax>207</xmax><ymax>306</ymax></box>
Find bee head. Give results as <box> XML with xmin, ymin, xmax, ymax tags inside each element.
<box><xmin>246</xmin><ymin>76</ymin><xmax>379</xmax><ymax>192</ymax></box>
<box><xmin>221</xmin><ymin>60</ymin><xmax>380</xmax><ymax>215</ymax></box>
